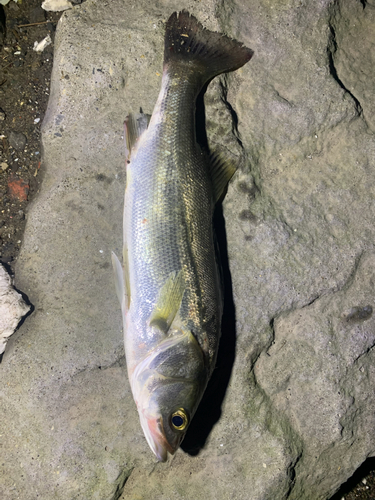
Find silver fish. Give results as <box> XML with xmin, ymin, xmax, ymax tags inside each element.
<box><xmin>112</xmin><ymin>11</ymin><xmax>253</xmax><ymax>461</ymax></box>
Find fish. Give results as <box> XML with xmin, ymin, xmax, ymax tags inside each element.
<box><xmin>112</xmin><ymin>10</ymin><xmax>253</xmax><ymax>462</ymax></box>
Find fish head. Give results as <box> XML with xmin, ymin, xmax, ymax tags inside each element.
<box><xmin>137</xmin><ymin>380</ymin><xmax>198</xmax><ymax>461</ymax></box>
<box><xmin>131</xmin><ymin>330</ymin><xmax>207</xmax><ymax>461</ymax></box>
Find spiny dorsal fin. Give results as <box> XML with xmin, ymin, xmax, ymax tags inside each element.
<box><xmin>149</xmin><ymin>270</ymin><xmax>185</xmax><ymax>334</ymax></box>
<box><xmin>124</xmin><ymin>112</ymin><xmax>151</xmax><ymax>160</ymax></box>
<box><xmin>209</xmin><ymin>151</ymin><xmax>237</xmax><ymax>203</ymax></box>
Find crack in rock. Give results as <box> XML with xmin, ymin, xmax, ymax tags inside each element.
<box><xmin>285</xmin><ymin>450</ymin><xmax>304</xmax><ymax>498</ymax></box>
<box><xmin>111</xmin><ymin>466</ymin><xmax>134</xmax><ymax>500</ymax></box>
<box><xmin>327</xmin><ymin>0</ymin><xmax>371</xmax><ymax>133</ymax></box>
<box><xmin>327</xmin><ymin>24</ymin><xmax>363</xmax><ymax>116</ymax></box>
<box><xmin>219</xmin><ymin>74</ymin><xmax>245</xmax><ymax>151</ymax></box>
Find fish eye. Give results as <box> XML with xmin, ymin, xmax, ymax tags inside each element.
<box><xmin>171</xmin><ymin>408</ymin><xmax>189</xmax><ymax>431</ymax></box>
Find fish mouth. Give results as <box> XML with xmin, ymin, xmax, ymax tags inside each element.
<box><xmin>138</xmin><ymin>411</ymin><xmax>181</xmax><ymax>462</ymax></box>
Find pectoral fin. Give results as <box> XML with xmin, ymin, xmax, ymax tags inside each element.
<box><xmin>209</xmin><ymin>152</ymin><xmax>237</xmax><ymax>203</ymax></box>
<box><xmin>111</xmin><ymin>251</ymin><xmax>130</xmax><ymax>314</ymax></box>
<box><xmin>149</xmin><ymin>271</ymin><xmax>185</xmax><ymax>334</ymax></box>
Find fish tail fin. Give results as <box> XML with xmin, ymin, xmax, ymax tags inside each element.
<box><xmin>164</xmin><ymin>11</ymin><xmax>253</xmax><ymax>81</ymax></box>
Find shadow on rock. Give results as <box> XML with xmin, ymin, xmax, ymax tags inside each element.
<box><xmin>181</xmin><ymin>204</ymin><xmax>236</xmax><ymax>456</ymax></box>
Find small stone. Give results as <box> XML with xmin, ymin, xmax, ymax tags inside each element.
<box><xmin>7</xmin><ymin>174</ymin><xmax>29</xmax><ymax>201</ymax></box>
<box><xmin>8</xmin><ymin>1</ymin><xmax>20</xmax><ymax>11</ymax></box>
<box><xmin>9</xmin><ymin>131</ymin><xmax>27</xmax><ymax>151</ymax></box>
<box><xmin>29</xmin><ymin>6</ymin><xmax>46</xmax><ymax>23</ymax></box>
<box><xmin>41</xmin><ymin>0</ymin><xmax>73</xmax><ymax>11</ymax></box>
<box><xmin>33</xmin><ymin>35</ymin><xmax>52</xmax><ymax>53</ymax></box>
<box><xmin>31</xmin><ymin>60</ymin><xmax>41</xmax><ymax>71</ymax></box>
<box><xmin>0</xmin><ymin>108</ymin><xmax>5</xmax><ymax>120</ymax></box>
<box><xmin>1</xmin><ymin>162</ymin><xmax>8</xmax><ymax>171</ymax></box>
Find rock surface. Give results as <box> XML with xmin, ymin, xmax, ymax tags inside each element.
<box><xmin>0</xmin><ymin>264</ymin><xmax>30</xmax><ymax>354</ymax></box>
<box><xmin>0</xmin><ymin>0</ymin><xmax>374</xmax><ymax>499</ymax></box>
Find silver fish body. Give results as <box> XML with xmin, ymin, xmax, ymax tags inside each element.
<box><xmin>112</xmin><ymin>11</ymin><xmax>253</xmax><ymax>461</ymax></box>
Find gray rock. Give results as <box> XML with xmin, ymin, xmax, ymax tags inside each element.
<box><xmin>0</xmin><ymin>0</ymin><xmax>374</xmax><ymax>499</ymax></box>
<box><xmin>8</xmin><ymin>130</ymin><xmax>27</xmax><ymax>151</ymax></box>
<box><xmin>255</xmin><ymin>253</ymin><xmax>375</xmax><ymax>499</ymax></box>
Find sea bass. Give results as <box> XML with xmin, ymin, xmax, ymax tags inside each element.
<box><xmin>112</xmin><ymin>11</ymin><xmax>253</xmax><ymax>461</ymax></box>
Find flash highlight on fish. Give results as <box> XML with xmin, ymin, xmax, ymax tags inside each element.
<box><xmin>112</xmin><ymin>11</ymin><xmax>253</xmax><ymax>462</ymax></box>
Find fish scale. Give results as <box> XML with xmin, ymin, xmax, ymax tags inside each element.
<box><xmin>127</xmin><ymin>75</ymin><xmax>217</xmax><ymax>359</ymax></box>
